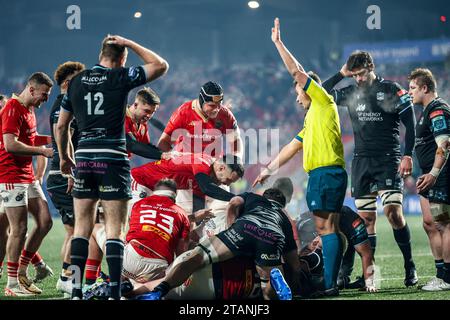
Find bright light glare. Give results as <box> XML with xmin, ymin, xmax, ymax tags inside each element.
<box><xmin>134</xmin><ymin>12</ymin><xmax>142</xmax><ymax>18</ymax></box>
<box><xmin>248</xmin><ymin>1</ymin><xmax>260</xmax><ymax>9</ymax></box>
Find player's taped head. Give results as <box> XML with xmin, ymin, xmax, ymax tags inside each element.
<box><xmin>196</xmin><ymin>237</ymin><xmax>219</xmax><ymax>265</ymax></box>
<box><xmin>380</xmin><ymin>190</ymin><xmax>403</xmax><ymax>208</ymax></box>
<box><xmin>355</xmin><ymin>196</ymin><xmax>377</xmax><ymax>212</ymax></box>
<box><xmin>199</xmin><ymin>81</ymin><xmax>223</xmax><ymax>108</ymax></box>
<box><xmin>272</xmin><ymin>177</ymin><xmax>294</xmax><ymax>204</ymax></box>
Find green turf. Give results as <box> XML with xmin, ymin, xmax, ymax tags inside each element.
<box><xmin>0</xmin><ymin>215</ymin><xmax>448</xmax><ymax>300</ymax></box>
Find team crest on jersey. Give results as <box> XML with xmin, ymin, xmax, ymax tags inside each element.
<box><xmin>141</xmin><ymin>128</ymin><xmax>146</xmax><ymax>135</ymax></box>
<box><xmin>376</xmin><ymin>92</ymin><xmax>385</xmax><ymax>101</ymax></box>
<box><xmin>128</xmin><ymin>67</ymin><xmax>139</xmax><ymax>81</ymax></box>
<box><xmin>432</xmin><ymin>116</ymin><xmax>447</xmax><ymax>131</ymax></box>
<box><xmin>215</xmin><ymin>120</ymin><xmax>223</xmax><ymax>129</ymax></box>
<box><xmin>356</xmin><ymin>104</ymin><xmax>366</xmax><ymax>112</ymax></box>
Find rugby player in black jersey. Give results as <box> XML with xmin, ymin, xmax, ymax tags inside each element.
<box><xmin>55</xmin><ymin>35</ymin><xmax>168</xmax><ymax>299</ymax></box>
<box><xmin>323</xmin><ymin>51</ymin><xmax>418</xmax><ymax>287</ymax></box>
<box><xmin>47</xmin><ymin>61</ymin><xmax>85</xmax><ymax>296</ymax></box>
<box><xmin>408</xmin><ymin>68</ymin><xmax>450</xmax><ymax>291</ymax></box>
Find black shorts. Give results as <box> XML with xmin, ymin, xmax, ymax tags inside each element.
<box><xmin>419</xmin><ymin>167</ymin><xmax>450</xmax><ymax>204</ymax></box>
<box><xmin>46</xmin><ymin>173</ymin><xmax>74</xmax><ymax>226</ymax></box>
<box><xmin>73</xmin><ymin>152</ymin><xmax>132</xmax><ymax>200</ymax></box>
<box><xmin>216</xmin><ymin>219</ymin><xmax>284</xmax><ymax>267</ymax></box>
<box><xmin>351</xmin><ymin>156</ymin><xmax>403</xmax><ymax>198</ymax></box>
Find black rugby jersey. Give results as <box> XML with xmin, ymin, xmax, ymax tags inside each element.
<box><xmin>60</xmin><ymin>64</ymin><xmax>147</xmax><ymax>155</ymax></box>
<box><xmin>49</xmin><ymin>94</ymin><xmax>79</xmax><ymax>170</ymax></box>
<box><xmin>415</xmin><ymin>97</ymin><xmax>450</xmax><ymax>172</ymax></box>
<box><xmin>330</xmin><ymin>76</ymin><xmax>413</xmax><ymax>156</ymax></box>
<box><xmin>238</xmin><ymin>192</ymin><xmax>297</xmax><ymax>254</ymax></box>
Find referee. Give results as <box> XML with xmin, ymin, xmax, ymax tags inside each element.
<box><xmin>253</xmin><ymin>18</ymin><xmax>347</xmax><ymax>295</ymax></box>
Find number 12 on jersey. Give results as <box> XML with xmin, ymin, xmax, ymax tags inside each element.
<box><xmin>84</xmin><ymin>92</ymin><xmax>104</xmax><ymax>115</ymax></box>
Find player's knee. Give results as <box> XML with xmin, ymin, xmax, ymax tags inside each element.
<box><xmin>430</xmin><ymin>203</ymin><xmax>450</xmax><ymax>231</ymax></box>
<box><xmin>196</xmin><ymin>238</ymin><xmax>220</xmax><ymax>266</ymax></box>
<box><xmin>10</xmin><ymin>222</ymin><xmax>27</xmax><ymax>238</ymax></box>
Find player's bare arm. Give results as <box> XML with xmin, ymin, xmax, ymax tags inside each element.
<box><xmin>226</xmin><ymin>196</ymin><xmax>244</xmax><ymax>226</ymax></box>
<box><xmin>55</xmin><ymin>109</ymin><xmax>75</xmax><ymax>177</ymax></box>
<box><xmin>157</xmin><ymin>132</ymin><xmax>173</xmax><ymax>152</ymax></box>
<box><xmin>107</xmin><ymin>35</ymin><xmax>169</xmax><ymax>82</ymax></box>
<box><xmin>271</xmin><ymin>17</ymin><xmax>308</xmax><ymax>87</ymax></box>
<box><xmin>416</xmin><ymin>135</ymin><xmax>450</xmax><ymax>193</ymax></box>
<box><xmin>3</xmin><ymin>133</ymin><xmax>53</xmax><ymax>158</ymax></box>
<box><xmin>253</xmin><ymin>138</ymin><xmax>302</xmax><ymax>187</ymax></box>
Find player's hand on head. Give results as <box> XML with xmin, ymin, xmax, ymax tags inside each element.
<box><xmin>416</xmin><ymin>173</ymin><xmax>436</xmax><ymax>193</ymax></box>
<box><xmin>271</xmin><ymin>17</ymin><xmax>281</xmax><ymax>43</ymax></box>
<box><xmin>106</xmin><ymin>34</ymin><xmax>130</xmax><ymax>47</ymax></box>
<box><xmin>340</xmin><ymin>63</ymin><xmax>353</xmax><ymax>77</ymax></box>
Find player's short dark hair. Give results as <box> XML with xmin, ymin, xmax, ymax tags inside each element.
<box><xmin>263</xmin><ymin>188</ymin><xmax>286</xmax><ymax>207</ymax></box>
<box><xmin>0</xmin><ymin>94</ymin><xmax>7</xmax><ymax>101</ymax></box>
<box><xmin>346</xmin><ymin>51</ymin><xmax>374</xmax><ymax>71</ymax></box>
<box><xmin>54</xmin><ymin>61</ymin><xmax>85</xmax><ymax>86</ymax></box>
<box><xmin>155</xmin><ymin>178</ymin><xmax>177</xmax><ymax>193</ymax></box>
<box><xmin>408</xmin><ymin>68</ymin><xmax>437</xmax><ymax>93</ymax></box>
<box><xmin>222</xmin><ymin>154</ymin><xmax>244</xmax><ymax>178</ymax></box>
<box><xmin>272</xmin><ymin>177</ymin><xmax>294</xmax><ymax>204</ymax></box>
<box><xmin>99</xmin><ymin>35</ymin><xmax>127</xmax><ymax>63</ymax></box>
<box><xmin>293</xmin><ymin>71</ymin><xmax>321</xmax><ymax>87</ymax></box>
<box><xmin>136</xmin><ymin>87</ymin><xmax>161</xmax><ymax>105</ymax></box>
<box><xmin>28</xmin><ymin>72</ymin><xmax>53</xmax><ymax>88</ymax></box>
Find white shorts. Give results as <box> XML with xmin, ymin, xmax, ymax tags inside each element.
<box><xmin>122</xmin><ymin>243</ymin><xmax>168</xmax><ymax>283</ymax></box>
<box><xmin>176</xmin><ymin>189</ymin><xmax>193</xmax><ymax>215</ymax></box>
<box><xmin>0</xmin><ymin>181</ymin><xmax>46</xmax><ymax>208</ymax></box>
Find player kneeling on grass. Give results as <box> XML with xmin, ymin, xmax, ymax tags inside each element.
<box><xmin>137</xmin><ymin>188</ymin><xmax>301</xmax><ymax>300</ymax></box>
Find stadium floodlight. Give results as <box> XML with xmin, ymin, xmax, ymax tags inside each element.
<box><xmin>134</xmin><ymin>11</ymin><xmax>142</xmax><ymax>18</ymax></box>
<box><xmin>248</xmin><ymin>1</ymin><xmax>260</xmax><ymax>9</ymax></box>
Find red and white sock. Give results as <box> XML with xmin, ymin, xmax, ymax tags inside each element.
<box><xmin>31</xmin><ymin>252</ymin><xmax>44</xmax><ymax>268</ymax></box>
<box><xmin>7</xmin><ymin>262</ymin><xmax>19</xmax><ymax>287</ymax></box>
<box><xmin>19</xmin><ymin>250</ymin><xmax>35</xmax><ymax>275</ymax></box>
<box><xmin>85</xmin><ymin>259</ymin><xmax>101</xmax><ymax>284</ymax></box>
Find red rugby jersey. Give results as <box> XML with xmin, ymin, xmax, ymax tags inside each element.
<box><xmin>163</xmin><ymin>100</ymin><xmax>237</xmax><ymax>157</ymax></box>
<box><xmin>0</xmin><ymin>95</ymin><xmax>36</xmax><ymax>183</ymax></box>
<box><xmin>126</xmin><ymin>194</ymin><xmax>190</xmax><ymax>264</ymax></box>
<box><xmin>131</xmin><ymin>153</ymin><xmax>214</xmax><ymax>197</ymax></box>
<box><xmin>125</xmin><ymin>108</ymin><xmax>150</xmax><ymax>158</ymax></box>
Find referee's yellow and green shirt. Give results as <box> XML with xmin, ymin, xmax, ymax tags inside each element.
<box><xmin>295</xmin><ymin>77</ymin><xmax>345</xmax><ymax>173</ymax></box>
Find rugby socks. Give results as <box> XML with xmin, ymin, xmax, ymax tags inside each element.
<box><xmin>7</xmin><ymin>262</ymin><xmax>19</xmax><ymax>287</ymax></box>
<box><xmin>19</xmin><ymin>250</ymin><xmax>35</xmax><ymax>275</ymax></box>
<box><xmin>60</xmin><ymin>262</ymin><xmax>71</xmax><ymax>281</ymax></box>
<box><xmin>321</xmin><ymin>233</ymin><xmax>343</xmax><ymax>290</ymax></box>
<box><xmin>435</xmin><ymin>259</ymin><xmax>444</xmax><ymax>279</ymax></box>
<box><xmin>368</xmin><ymin>233</ymin><xmax>377</xmax><ymax>256</ymax></box>
<box><xmin>393</xmin><ymin>224</ymin><xmax>415</xmax><ymax>269</ymax></box>
<box><xmin>340</xmin><ymin>244</ymin><xmax>355</xmax><ymax>278</ymax></box>
<box><xmin>85</xmin><ymin>259</ymin><xmax>101</xmax><ymax>285</ymax></box>
<box><xmin>71</xmin><ymin>237</ymin><xmax>89</xmax><ymax>299</ymax></box>
<box><xmin>105</xmin><ymin>239</ymin><xmax>124</xmax><ymax>300</ymax></box>
<box><xmin>31</xmin><ymin>252</ymin><xmax>44</xmax><ymax>268</ymax></box>
<box><xmin>443</xmin><ymin>262</ymin><xmax>450</xmax><ymax>284</ymax></box>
